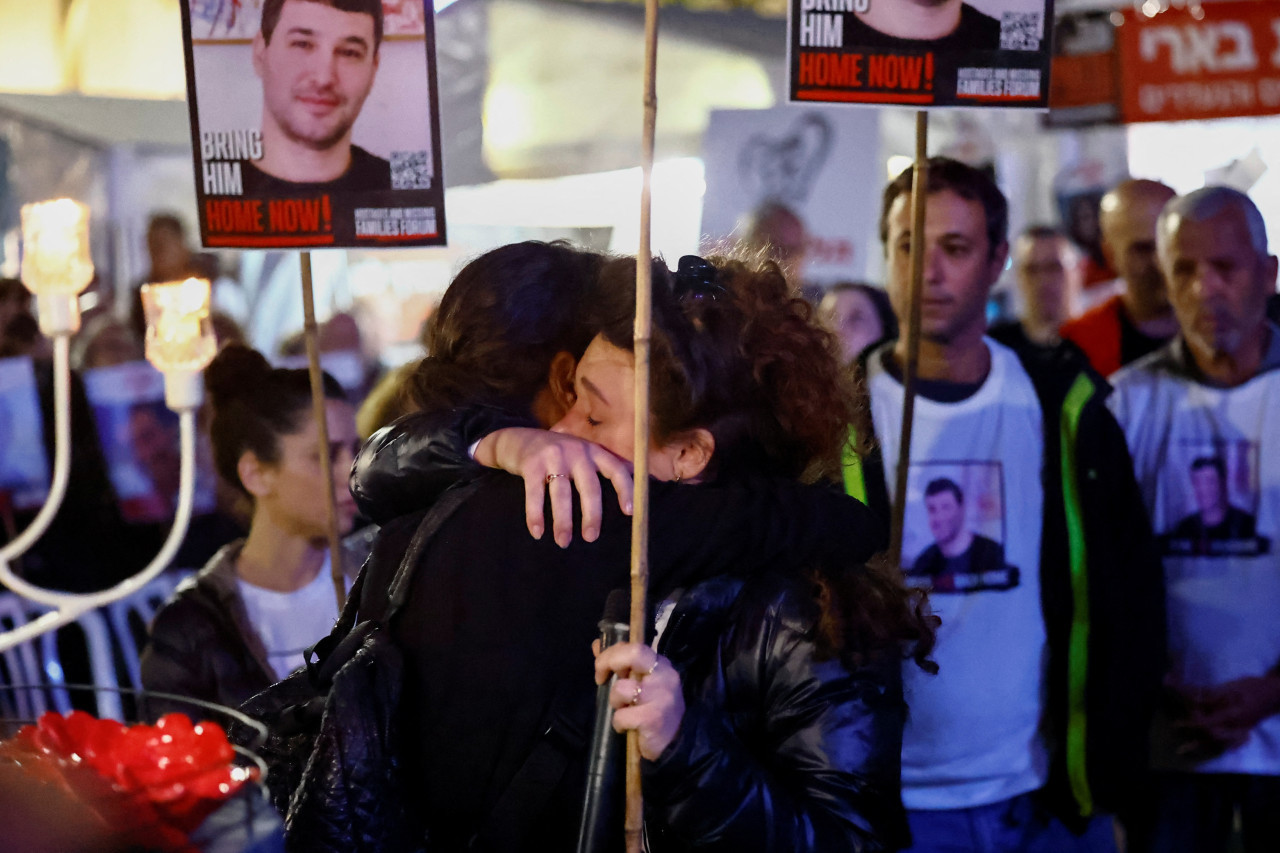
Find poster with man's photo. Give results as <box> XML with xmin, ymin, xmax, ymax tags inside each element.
<box><xmin>82</xmin><ymin>362</ymin><xmax>217</xmax><ymax>525</ymax></box>
<box><xmin>0</xmin><ymin>357</ymin><xmax>50</xmax><ymax>511</ymax></box>
<box><xmin>1158</xmin><ymin>441</ymin><xmax>1271</xmax><ymax>559</ymax></box>
<box><xmin>788</xmin><ymin>0</ymin><xmax>1055</xmax><ymax>109</ymax></box>
<box><xmin>180</xmin><ymin>0</ymin><xmax>446</xmax><ymax>248</ymax></box>
<box><xmin>901</xmin><ymin>461</ymin><xmax>1019</xmax><ymax>593</ymax></box>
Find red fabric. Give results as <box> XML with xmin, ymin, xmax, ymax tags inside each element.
<box><xmin>1060</xmin><ymin>295</ymin><xmax>1124</xmax><ymax>377</ymax></box>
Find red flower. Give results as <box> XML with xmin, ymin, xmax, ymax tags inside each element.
<box><xmin>0</xmin><ymin>710</ymin><xmax>258</xmax><ymax>852</ymax></box>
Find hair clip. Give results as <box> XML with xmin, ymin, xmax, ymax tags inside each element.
<box><xmin>672</xmin><ymin>255</ymin><xmax>727</xmax><ymax>301</ymax></box>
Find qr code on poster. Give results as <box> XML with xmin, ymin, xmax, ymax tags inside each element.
<box><xmin>391</xmin><ymin>151</ymin><xmax>433</xmax><ymax>190</ymax></box>
<box><xmin>1000</xmin><ymin>13</ymin><xmax>1041</xmax><ymax>51</ymax></box>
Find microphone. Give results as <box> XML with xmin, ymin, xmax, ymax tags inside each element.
<box><xmin>576</xmin><ymin>589</ymin><xmax>630</xmax><ymax>853</ymax></box>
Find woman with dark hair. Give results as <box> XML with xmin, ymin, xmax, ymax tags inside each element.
<box><xmin>553</xmin><ymin>255</ymin><xmax>933</xmax><ymax>850</ymax></box>
<box><xmin>141</xmin><ymin>343</ymin><xmax>365</xmax><ymax>712</ymax></box>
<box><xmin>346</xmin><ymin>245</ymin><xmax>900</xmax><ymax>850</ymax></box>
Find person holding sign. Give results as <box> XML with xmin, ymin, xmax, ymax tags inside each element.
<box><xmin>844</xmin><ymin>158</ymin><xmax>1164</xmax><ymax>851</ymax></box>
<box><xmin>244</xmin><ymin>0</ymin><xmax>391</xmax><ymax>195</ymax></box>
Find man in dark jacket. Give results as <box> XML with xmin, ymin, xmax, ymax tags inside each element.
<box><xmin>843</xmin><ymin>158</ymin><xmax>1165</xmax><ymax>851</ymax></box>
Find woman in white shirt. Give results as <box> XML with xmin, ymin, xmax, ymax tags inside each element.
<box><xmin>141</xmin><ymin>343</ymin><xmax>362</xmax><ymax>714</ymax></box>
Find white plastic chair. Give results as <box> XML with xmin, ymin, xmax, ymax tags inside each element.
<box><xmin>105</xmin><ymin>570</ymin><xmax>190</xmax><ymax>693</ymax></box>
<box><xmin>0</xmin><ymin>591</ymin><xmax>51</xmax><ymax>722</ymax></box>
<box><xmin>0</xmin><ymin>591</ymin><xmax>123</xmax><ymax>722</ymax></box>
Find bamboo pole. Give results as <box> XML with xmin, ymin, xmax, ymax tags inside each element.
<box><xmin>626</xmin><ymin>0</ymin><xmax>660</xmax><ymax>847</ymax></box>
<box><xmin>299</xmin><ymin>252</ymin><xmax>346</xmax><ymax>611</ymax></box>
<box><xmin>889</xmin><ymin>111</ymin><xmax>929</xmax><ymax>567</ymax></box>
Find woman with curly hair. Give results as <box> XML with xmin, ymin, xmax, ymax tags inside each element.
<box><xmin>544</xmin><ymin>254</ymin><xmax>936</xmax><ymax>851</ymax></box>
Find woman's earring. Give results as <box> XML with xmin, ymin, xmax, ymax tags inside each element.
<box><xmin>673</xmin><ymin>469</ymin><xmax>683</xmax><ymax>484</ymax></box>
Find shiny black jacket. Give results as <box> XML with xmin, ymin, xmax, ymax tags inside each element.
<box><xmin>645</xmin><ymin>573</ymin><xmax>908</xmax><ymax>851</ymax></box>
<box><xmin>349</xmin><ymin>410</ymin><xmax>896</xmax><ymax>850</ymax></box>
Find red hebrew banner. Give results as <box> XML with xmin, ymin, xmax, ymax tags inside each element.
<box><xmin>1117</xmin><ymin>2</ymin><xmax>1280</xmax><ymax>124</ymax></box>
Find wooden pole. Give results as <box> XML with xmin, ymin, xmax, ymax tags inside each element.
<box><xmin>889</xmin><ymin>111</ymin><xmax>929</xmax><ymax>567</ymax></box>
<box><xmin>299</xmin><ymin>252</ymin><xmax>346</xmax><ymax>611</ymax></box>
<box><xmin>626</xmin><ymin>0</ymin><xmax>659</xmax><ymax>847</ymax></box>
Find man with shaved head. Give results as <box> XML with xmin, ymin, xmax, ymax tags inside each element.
<box><xmin>1061</xmin><ymin>179</ymin><xmax>1179</xmax><ymax>375</ymax></box>
<box><xmin>1108</xmin><ymin>186</ymin><xmax>1280</xmax><ymax>852</ymax></box>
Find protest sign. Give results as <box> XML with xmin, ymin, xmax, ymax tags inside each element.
<box><xmin>82</xmin><ymin>361</ymin><xmax>217</xmax><ymax>525</ymax></box>
<box><xmin>1117</xmin><ymin>1</ymin><xmax>1280</xmax><ymax>124</ymax></box>
<box><xmin>700</xmin><ymin>106</ymin><xmax>881</xmax><ymax>285</ymax></box>
<box><xmin>0</xmin><ymin>357</ymin><xmax>49</xmax><ymax>511</ymax></box>
<box><xmin>180</xmin><ymin>0</ymin><xmax>446</xmax><ymax>248</ymax></box>
<box><xmin>788</xmin><ymin>0</ymin><xmax>1055</xmax><ymax>109</ymax></box>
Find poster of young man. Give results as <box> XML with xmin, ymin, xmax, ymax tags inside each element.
<box><xmin>180</xmin><ymin>0</ymin><xmax>446</xmax><ymax>248</ymax></box>
<box><xmin>788</xmin><ymin>0</ymin><xmax>1055</xmax><ymax>109</ymax></box>
<box><xmin>0</xmin><ymin>357</ymin><xmax>50</xmax><ymax>511</ymax></box>
<box><xmin>82</xmin><ymin>361</ymin><xmax>217</xmax><ymax>525</ymax></box>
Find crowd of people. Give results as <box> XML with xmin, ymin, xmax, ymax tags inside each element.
<box><xmin>1</xmin><ymin>151</ymin><xmax>1276</xmax><ymax>853</ymax></box>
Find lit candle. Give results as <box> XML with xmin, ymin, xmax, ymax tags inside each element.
<box><xmin>140</xmin><ymin>277</ymin><xmax>218</xmax><ymax>374</ymax></box>
<box><xmin>20</xmin><ymin>199</ymin><xmax>94</xmax><ymax>335</ymax></box>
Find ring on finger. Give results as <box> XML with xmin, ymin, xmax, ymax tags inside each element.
<box><xmin>545</xmin><ymin>473</ymin><xmax>569</xmax><ymax>484</ymax></box>
<box><xmin>631</xmin><ymin>684</ymin><xmax>643</xmax><ymax>705</ymax></box>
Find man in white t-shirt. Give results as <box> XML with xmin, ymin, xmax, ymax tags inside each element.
<box><xmin>1108</xmin><ymin>186</ymin><xmax>1280</xmax><ymax>852</ymax></box>
<box><xmin>843</xmin><ymin>157</ymin><xmax>1165</xmax><ymax>852</ymax></box>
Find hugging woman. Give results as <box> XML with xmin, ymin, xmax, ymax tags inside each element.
<box><xmin>343</xmin><ymin>243</ymin><xmax>932</xmax><ymax>850</ymax></box>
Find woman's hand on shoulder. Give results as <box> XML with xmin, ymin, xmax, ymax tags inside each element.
<box><xmin>474</xmin><ymin>427</ymin><xmax>634</xmax><ymax>547</ymax></box>
<box><xmin>594</xmin><ymin>641</ymin><xmax>682</xmax><ymax>761</ymax></box>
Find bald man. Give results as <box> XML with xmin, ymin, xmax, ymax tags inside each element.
<box><xmin>1061</xmin><ymin>179</ymin><xmax>1179</xmax><ymax>376</ymax></box>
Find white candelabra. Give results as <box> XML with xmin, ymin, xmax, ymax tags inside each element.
<box><xmin>0</xmin><ymin>199</ymin><xmax>216</xmax><ymax>652</ymax></box>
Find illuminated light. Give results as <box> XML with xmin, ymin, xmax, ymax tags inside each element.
<box><xmin>1111</xmin><ymin>11</ymin><xmax>1125</xmax><ymax>26</ymax></box>
<box><xmin>20</xmin><ymin>199</ymin><xmax>93</xmax><ymax>335</ymax></box>
<box><xmin>141</xmin><ymin>278</ymin><xmax>217</xmax><ymax>411</ymax></box>
<box><xmin>1141</xmin><ymin>0</ymin><xmax>1161</xmax><ymax>18</ymax></box>
<box><xmin>1190</xmin><ymin>5</ymin><xmax>1205</xmax><ymax>20</ymax></box>
<box><xmin>20</xmin><ymin>199</ymin><xmax>92</xmax><ymax>296</ymax></box>
<box><xmin>483</xmin><ymin>83</ymin><xmax>537</xmax><ymax>152</ymax></box>
<box><xmin>887</xmin><ymin>155</ymin><xmax>914</xmax><ymax>181</ymax></box>
<box><xmin>140</xmin><ymin>278</ymin><xmax>217</xmax><ymax>375</ymax></box>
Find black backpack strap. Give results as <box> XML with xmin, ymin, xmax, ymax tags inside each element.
<box><xmin>384</xmin><ymin>478</ymin><xmax>482</xmax><ymax>621</ymax></box>
<box><xmin>305</xmin><ymin>478</ymin><xmax>481</xmax><ymax>679</ymax></box>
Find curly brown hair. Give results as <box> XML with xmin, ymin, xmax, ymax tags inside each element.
<box><xmin>592</xmin><ymin>254</ymin><xmax>936</xmax><ymax>671</ymax></box>
<box><xmin>594</xmin><ymin>254</ymin><xmax>859</xmax><ymax>482</ymax></box>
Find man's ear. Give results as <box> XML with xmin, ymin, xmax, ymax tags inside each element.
<box><xmin>670</xmin><ymin>428</ymin><xmax>715</xmax><ymax>483</ymax></box>
<box><xmin>237</xmin><ymin>450</ymin><xmax>272</xmax><ymax>500</ymax></box>
<box><xmin>548</xmin><ymin>351</ymin><xmax>578</xmax><ymax>412</ymax></box>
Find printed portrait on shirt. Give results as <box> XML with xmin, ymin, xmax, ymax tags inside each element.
<box><xmin>1159</xmin><ymin>440</ymin><xmax>1270</xmax><ymax>558</ymax></box>
<box><xmin>902</xmin><ymin>461</ymin><xmax>1019</xmax><ymax>593</ymax></box>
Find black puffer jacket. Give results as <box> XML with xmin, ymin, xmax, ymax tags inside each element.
<box><xmin>645</xmin><ymin>573</ymin><xmax>909</xmax><ymax>851</ymax></box>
